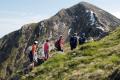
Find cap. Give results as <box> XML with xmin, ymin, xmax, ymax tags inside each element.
<box><xmin>34</xmin><ymin>41</ymin><xmax>38</xmax><ymax>44</ymax></box>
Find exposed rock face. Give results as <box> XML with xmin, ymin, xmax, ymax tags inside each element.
<box><xmin>0</xmin><ymin>23</ymin><xmax>37</xmax><ymax>79</ymax></box>
<box><xmin>0</xmin><ymin>2</ymin><xmax>120</xmax><ymax>79</ymax></box>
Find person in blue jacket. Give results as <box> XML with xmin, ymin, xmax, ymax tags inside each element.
<box><xmin>70</xmin><ymin>33</ymin><xmax>78</xmax><ymax>50</ymax></box>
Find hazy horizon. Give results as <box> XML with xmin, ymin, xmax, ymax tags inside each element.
<box><xmin>0</xmin><ymin>0</ymin><xmax>120</xmax><ymax>38</ymax></box>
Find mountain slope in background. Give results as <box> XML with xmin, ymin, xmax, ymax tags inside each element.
<box><xmin>0</xmin><ymin>2</ymin><xmax>120</xmax><ymax>79</ymax></box>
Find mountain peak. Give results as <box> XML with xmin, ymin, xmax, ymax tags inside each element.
<box><xmin>70</xmin><ymin>1</ymin><xmax>102</xmax><ymax>12</ymax></box>
<box><xmin>78</xmin><ymin>1</ymin><xmax>93</xmax><ymax>6</ymax></box>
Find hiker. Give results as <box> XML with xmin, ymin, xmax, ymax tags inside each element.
<box><xmin>29</xmin><ymin>41</ymin><xmax>38</xmax><ymax>68</ymax></box>
<box><xmin>70</xmin><ymin>33</ymin><xmax>78</xmax><ymax>50</ymax></box>
<box><xmin>44</xmin><ymin>39</ymin><xmax>50</xmax><ymax>60</ymax></box>
<box><xmin>79</xmin><ymin>33</ymin><xmax>86</xmax><ymax>44</ymax></box>
<box><xmin>55</xmin><ymin>35</ymin><xmax>64</xmax><ymax>52</ymax></box>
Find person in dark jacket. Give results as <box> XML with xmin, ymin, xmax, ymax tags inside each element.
<box><xmin>70</xmin><ymin>33</ymin><xmax>78</xmax><ymax>50</ymax></box>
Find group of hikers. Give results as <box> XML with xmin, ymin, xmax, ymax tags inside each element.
<box><xmin>26</xmin><ymin>33</ymin><xmax>86</xmax><ymax>72</ymax></box>
<box><xmin>26</xmin><ymin>35</ymin><xmax>64</xmax><ymax>71</ymax></box>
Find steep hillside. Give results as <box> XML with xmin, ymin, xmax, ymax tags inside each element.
<box><xmin>18</xmin><ymin>26</ymin><xmax>120</xmax><ymax>80</ymax></box>
<box><xmin>0</xmin><ymin>23</ymin><xmax>38</xmax><ymax>79</ymax></box>
<box><xmin>0</xmin><ymin>1</ymin><xmax>120</xmax><ymax>79</ymax></box>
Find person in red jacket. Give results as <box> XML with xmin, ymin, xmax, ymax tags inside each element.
<box><xmin>44</xmin><ymin>39</ymin><xmax>50</xmax><ymax>60</ymax></box>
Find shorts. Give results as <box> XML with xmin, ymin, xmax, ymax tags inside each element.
<box><xmin>29</xmin><ymin>51</ymin><xmax>33</xmax><ymax>62</ymax></box>
<box><xmin>33</xmin><ymin>53</ymin><xmax>38</xmax><ymax>62</ymax></box>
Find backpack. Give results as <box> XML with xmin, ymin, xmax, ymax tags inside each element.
<box><xmin>55</xmin><ymin>40</ymin><xmax>60</xmax><ymax>48</ymax></box>
<box><xmin>73</xmin><ymin>36</ymin><xmax>77</xmax><ymax>44</ymax></box>
<box><xmin>26</xmin><ymin>46</ymin><xmax>32</xmax><ymax>54</ymax></box>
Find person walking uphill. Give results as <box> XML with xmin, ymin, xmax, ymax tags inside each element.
<box><xmin>44</xmin><ymin>39</ymin><xmax>50</xmax><ymax>60</ymax></box>
<box><xmin>70</xmin><ymin>33</ymin><xmax>78</xmax><ymax>50</ymax></box>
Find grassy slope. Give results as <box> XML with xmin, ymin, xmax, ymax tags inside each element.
<box><xmin>19</xmin><ymin>27</ymin><xmax>120</xmax><ymax>80</ymax></box>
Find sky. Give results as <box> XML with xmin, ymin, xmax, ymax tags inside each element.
<box><xmin>0</xmin><ymin>0</ymin><xmax>120</xmax><ymax>38</ymax></box>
